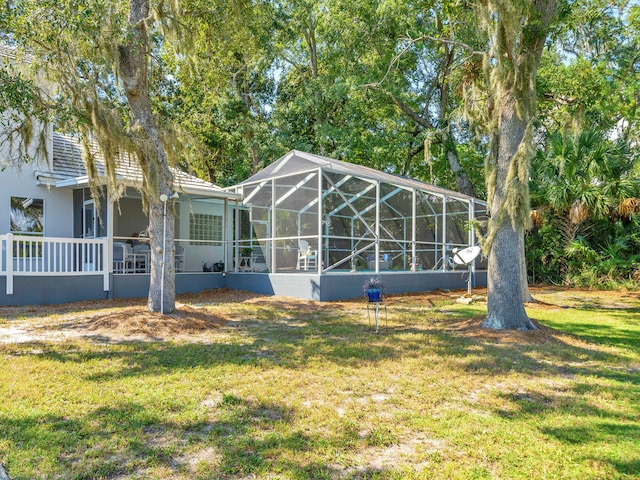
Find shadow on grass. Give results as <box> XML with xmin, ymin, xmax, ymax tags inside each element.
<box><xmin>540</xmin><ymin>422</ymin><xmax>640</xmax><ymax>445</ymax></box>
<box><xmin>2</xmin><ymin>294</ymin><xmax>640</xmax><ymax>478</ymax></box>
<box><xmin>187</xmin><ymin>394</ymin><xmax>384</xmax><ymax>479</ymax></box>
<box><xmin>537</xmin><ymin>420</ymin><xmax>640</xmax><ymax>476</ymax></box>
<box><xmin>0</xmin><ymin>404</ymin><xmax>165</xmax><ymax>479</ymax></box>
<box><xmin>606</xmin><ymin>458</ymin><xmax>640</xmax><ymax>477</ymax></box>
<box><xmin>21</xmin><ymin>297</ymin><xmax>638</xmax><ymax>391</ymax></box>
<box><xmin>27</xmin><ymin>313</ymin><xmax>422</xmax><ymax>382</ymax></box>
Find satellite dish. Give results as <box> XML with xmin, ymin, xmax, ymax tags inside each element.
<box><xmin>452</xmin><ymin>246</ymin><xmax>482</xmax><ymax>296</ymax></box>
<box><xmin>452</xmin><ymin>246</ymin><xmax>481</xmax><ymax>266</ymax></box>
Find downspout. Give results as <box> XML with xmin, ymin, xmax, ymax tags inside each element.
<box><xmin>105</xmin><ymin>183</ymin><xmax>113</xmax><ymax>293</ymax></box>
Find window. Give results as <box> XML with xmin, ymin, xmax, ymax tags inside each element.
<box><xmin>10</xmin><ymin>197</ymin><xmax>44</xmax><ymax>236</ymax></box>
<box><xmin>189</xmin><ymin>213</ymin><xmax>222</xmax><ymax>245</ymax></box>
<box><xmin>83</xmin><ymin>199</ymin><xmax>96</xmax><ymax>238</ymax></box>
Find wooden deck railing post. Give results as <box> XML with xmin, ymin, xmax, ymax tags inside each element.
<box><xmin>5</xmin><ymin>234</ymin><xmax>13</xmax><ymax>295</ymax></box>
<box><xmin>102</xmin><ymin>237</ymin><xmax>110</xmax><ymax>291</ymax></box>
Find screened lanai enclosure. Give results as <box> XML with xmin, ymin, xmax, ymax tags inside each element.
<box><xmin>226</xmin><ymin>150</ymin><xmax>488</xmax><ymax>280</ymax></box>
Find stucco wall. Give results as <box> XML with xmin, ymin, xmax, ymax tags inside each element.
<box><xmin>0</xmin><ymin>165</ymin><xmax>75</xmax><ymax>238</ymax></box>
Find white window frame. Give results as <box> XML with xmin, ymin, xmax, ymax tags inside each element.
<box><xmin>10</xmin><ymin>196</ymin><xmax>45</xmax><ymax>236</ymax></box>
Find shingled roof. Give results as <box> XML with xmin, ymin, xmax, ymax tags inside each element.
<box><xmin>39</xmin><ymin>132</ymin><xmax>234</xmax><ymax>198</ymax></box>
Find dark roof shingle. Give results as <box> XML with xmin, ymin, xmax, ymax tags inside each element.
<box><xmin>50</xmin><ymin>132</ymin><xmax>225</xmax><ymax>195</ymax></box>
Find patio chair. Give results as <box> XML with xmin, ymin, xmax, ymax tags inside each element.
<box><xmin>133</xmin><ymin>244</ymin><xmax>150</xmax><ymax>273</ymax></box>
<box><xmin>297</xmin><ymin>240</ymin><xmax>317</xmax><ymax>270</ymax></box>
<box><xmin>113</xmin><ymin>242</ymin><xmax>136</xmax><ymax>273</ymax></box>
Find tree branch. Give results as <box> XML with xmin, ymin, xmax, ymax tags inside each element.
<box><xmin>369</xmin><ymin>86</ymin><xmax>433</xmax><ymax>130</ymax></box>
<box><xmin>361</xmin><ymin>33</ymin><xmax>484</xmax><ymax>91</ymax></box>
<box><xmin>542</xmin><ymin>93</ymin><xmax>576</xmax><ymax>105</ymax></box>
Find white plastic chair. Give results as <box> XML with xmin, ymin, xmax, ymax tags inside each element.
<box><xmin>113</xmin><ymin>242</ymin><xmax>135</xmax><ymax>273</ymax></box>
<box><xmin>297</xmin><ymin>240</ymin><xmax>317</xmax><ymax>270</ymax></box>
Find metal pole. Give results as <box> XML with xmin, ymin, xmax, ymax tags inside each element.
<box><xmin>160</xmin><ymin>196</ymin><xmax>167</xmax><ymax>315</ymax></box>
<box><xmin>442</xmin><ymin>196</ymin><xmax>447</xmax><ymax>271</ymax></box>
<box><xmin>271</xmin><ymin>178</ymin><xmax>276</xmax><ymax>272</ymax></box>
<box><xmin>223</xmin><ymin>197</ymin><xmax>228</xmax><ymax>272</ymax></box>
<box><xmin>234</xmin><ymin>197</ymin><xmax>240</xmax><ymax>273</ymax></box>
<box><xmin>6</xmin><ymin>234</ymin><xmax>13</xmax><ymax>295</ymax></box>
<box><xmin>469</xmin><ymin>199</ymin><xmax>475</xmax><ymax>295</ymax></box>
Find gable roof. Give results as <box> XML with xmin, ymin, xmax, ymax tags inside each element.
<box><xmin>234</xmin><ymin>149</ymin><xmax>482</xmax><ymax>203</ymax></box>
<box><xmin>36</xmin><ymin>132</ymin><xmax>237</xmax><ymax>199</ymax></box>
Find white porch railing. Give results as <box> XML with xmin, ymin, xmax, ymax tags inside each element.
<box><xmin>0</xmin><ymin>234</ymin><xmax>109</xmax><ymax>295</ymax></box>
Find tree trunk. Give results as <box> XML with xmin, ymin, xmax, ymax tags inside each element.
<box><xmin>481</xmin><ymin>0</ymin><xmax>556</xmax><ymax>329</ymax></box>
<box><xmin>118</xmin><ymin>0</ymin><xmax>176</xmax><ymax>313</ymax></box>
<box><xmin>147</xmin><ymin>195</ymin><xmax>176</xmax><ymax>313</ymax></box>
<box><xmin>483</xmin><ymin>96</ymin><xmax>536</xmax><ymax>330</ymax></box>
<box><xmin>250</xmin><ymin>142</ymin><xmax>260</xmax><ymax>174</ymax></box>
<box><xmin>519</xmin><ymin>233</ymin><xmax>535</xmax><ymax>303</ymax></box>
<box><xmin>446</xmin><ymin>149</ymin><xmax>475</xmax><ymax>197</ymax></box>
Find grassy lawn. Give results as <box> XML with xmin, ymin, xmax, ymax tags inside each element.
<box><xmin>0</xmin><ymin>287</ymin><xmax>639</xmax><ymax>479</ymax></box>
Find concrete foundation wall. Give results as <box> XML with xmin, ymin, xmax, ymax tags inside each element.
<box><xmin>318</xmin><ymin>271</ymin><xmax>482</xmax><ymax>301</ymax></box>
<box><xmin>216</xmin><ymin>270</ymin><xmax>487</xmax><ymax>301</ymax></box>
<box><xmin>224</xmin><ymin>273</ymin><xmax>321</xmax><ymax>298</ymax></box>
<box><xmin>0</xmin><ymin>275</ymin><xmax>108</xmax><ymax>306</ymax></box>
<box><xmin>0</xmin><ymin>270</ymin><xmax>487</xmax><ymax>306</ymax></box>
<box><xmin>111</xmin><ymin>273</ymin><xmax>227</xmax><ymax>299</ymax></box>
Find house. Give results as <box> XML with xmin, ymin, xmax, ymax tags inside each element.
<box><xmin>1</xmin><ymin>131</ymin><xmax>241</xmax><ymax>305</ymax></box>
<box><xmin>1</xmin><ymin>44</ymin><xmax>487</xmax><ymax>306</ymax></box>
<box><xmin>1</xmin><ymin>141</ymin><xmax>488</xmax><ymax>306</ymax></box>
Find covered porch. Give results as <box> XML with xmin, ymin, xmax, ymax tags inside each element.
<box><xmin>0</xmin><ymin>249</ymin><xmax>485</xmax><ymax>305</ymax></box>
<box><xmin>46</xmin><ymin>131</ymin><xmax>241</xmax><ymax>276</ymax></box>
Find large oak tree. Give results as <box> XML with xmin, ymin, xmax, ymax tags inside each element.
<box><xmin>2</xmin><ymin>0</ymin><xmax>183</xmax><ymax>312</ymax></box>
<box><xmin>477</xmin><ymin>0</ymin><xmax>558</xmax><ymax>329</ymax></box>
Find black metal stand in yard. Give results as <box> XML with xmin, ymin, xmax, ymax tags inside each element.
<box><xmin>367</xmin><ymin>300</ymin><xmax>387</xmax><ymax>334</ymax></box>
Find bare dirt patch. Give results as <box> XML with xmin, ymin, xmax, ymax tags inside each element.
<box><xmin>69</xmin><ymin>305</ymin><xmax>230</xmax><ymax>338</ymax></box>
<box><xmin>447</xmin><ymin>315</ymin><xmax>565</xmax><ymax>344</ymax></box>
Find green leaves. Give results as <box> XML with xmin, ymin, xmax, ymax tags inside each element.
<box><xmin>528</xmin><ymin>126</ymin><xmax>640</xmax><ymax>286</ymax></box>
<box><xmin>0</xmin><ymin>67</ymin><xmax>37</xmax><ymax>116</ymax></box>
<box><xmin>532</xmin><ymin>129</ymin><xmax>639</xmax><ymax>221</ymax></box>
